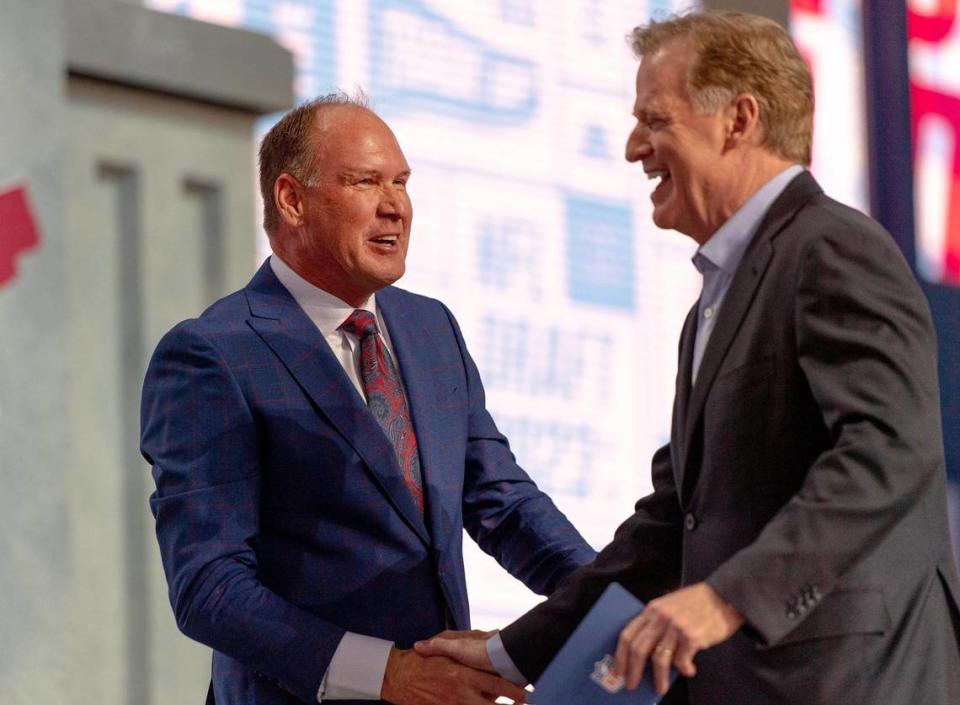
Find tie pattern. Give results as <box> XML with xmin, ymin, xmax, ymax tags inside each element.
<box><xmin>339</xmin><ymin>309</ymin><xmax>424</xmax><ymax>514</ymax></box>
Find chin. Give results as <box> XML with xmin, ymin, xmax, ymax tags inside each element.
<box><xmin>374</xmin><ymin>267</ymin><xmax>406</xmax><ymax>289</ymax></box>
<box><xmin>651</xmin><ymin>210</ymin><xmax>675</xmax><ymax>232</ymax></box>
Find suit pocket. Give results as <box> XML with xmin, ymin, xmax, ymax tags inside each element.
<box><xmin>713</xmin><ymin>351</ymin><xmax>776</xmax><ymax>387</ymax></box>
<box><xmin>771</xmin><ymin>587</ymin><xmax>889</xmax><ymax>647</ymax></box>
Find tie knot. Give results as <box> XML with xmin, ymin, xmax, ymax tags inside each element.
<box><xmin>339</xmin><ymin>309</ymin><xmax>379</xmax><ymax>339</ymax></box>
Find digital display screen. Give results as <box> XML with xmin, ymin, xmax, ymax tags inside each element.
<box><xmin>909</xmin><ymin>0</ymin><xmax>960</xmax><ymax>286</ymax></box>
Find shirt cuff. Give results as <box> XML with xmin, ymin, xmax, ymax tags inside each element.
<box><xmin>486</xmin><ymin>632</ymin><xmax>527</xmax><ymax>686</ymax></box>
<box><xmin>317</xmin><ymin>632</ymin><xmax>394</xmax><ymax>701</ymax></box>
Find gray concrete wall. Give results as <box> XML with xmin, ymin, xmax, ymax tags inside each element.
<box><xmin>0</xmin><ymin>2</ymin><xmax>293</xmax><ymax>703</ymax></box>
<box><xmin>0</xmin><ymin>1</ymin><xmax>72</xmax><ymax>702</ymax></box>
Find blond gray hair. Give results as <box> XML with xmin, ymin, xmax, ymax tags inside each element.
<box><xmin>630</xmin><ymin>11</ymin><xmax>813</xmax><ymax>165</ymax></box>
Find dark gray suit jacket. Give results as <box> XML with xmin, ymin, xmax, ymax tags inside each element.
<box><xmin>500</xmin><ymin>172</ymin><xmax>960</xmax><ymax>704</ymax></box>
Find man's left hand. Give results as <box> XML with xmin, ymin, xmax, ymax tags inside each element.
<box><xmin>614</xmin><ymin>582</ymin><xmax>744</xmax><ymax>695</ymax></box>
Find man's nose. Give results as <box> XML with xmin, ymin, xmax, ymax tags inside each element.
<box><xmin>378</xmin><ymin>186</ymin><xmax>406</xmax><ymax>218</ymax></box>
<box><xmin>625</xmin><ymin>126</ymin><xmax>650</xmax><ymax>163</ymax></box>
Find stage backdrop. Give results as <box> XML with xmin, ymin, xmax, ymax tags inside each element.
<box><xmin>148</xmin><ymin>0</ymin><xmax>960</xmax><ymax>626</ymax></box>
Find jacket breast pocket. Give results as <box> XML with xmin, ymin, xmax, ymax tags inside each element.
<box><xmin>712</xmin><ymin>351</ymin><xmax>776</xmax><ymax>391</ymax></box>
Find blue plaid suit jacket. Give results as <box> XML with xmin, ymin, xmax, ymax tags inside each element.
<box><xmin>141</xmin><ymin>261</ymin><xmax>595</xmax><ymax>704</ymax></box>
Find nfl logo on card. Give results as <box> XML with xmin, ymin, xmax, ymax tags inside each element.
<box><xmin>590</xmin><ymin>654</ymin><xmax>624</xmax><ymax>693</ymax></box>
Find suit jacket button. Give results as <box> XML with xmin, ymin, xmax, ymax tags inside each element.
<box><xmin>684</xmin><ymin>513</ymin><xmax>697</xmax><ymax>531</ymax></box>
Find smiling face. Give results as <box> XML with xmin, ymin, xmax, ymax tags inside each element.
<box><xmin>273</xmin><ymin>106</ymin><xmax>412</xmax><ymax>306</ymax></box>
<box><xmin>625</xmin><ymin>41</ymin><xmax>734</xmax><ymax>243</ymax></box>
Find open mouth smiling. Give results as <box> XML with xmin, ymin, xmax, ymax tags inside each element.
<box><xmin>369</xmin><ymin>234</ymin><xmax>400</xmax><ymax>246</ymax></box>
<box><xmin>645</xmin><ymin>168</ymin><xmax>672</xmax><ymax>200</ymax></box>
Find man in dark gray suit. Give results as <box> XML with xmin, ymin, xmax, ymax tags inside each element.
<box><xmin>416</xmin><ymin>10</ymin><xmax>960</xmax><ymax>704</ymax></box>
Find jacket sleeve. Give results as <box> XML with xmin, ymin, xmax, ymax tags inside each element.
<box><xmin>141</xmin><ymin>322</ymin><xmax>344</xmax><ymax>704</ymax></box>
<box><xmin>440</xmin><ymin>304</ymin><xmax>597</xmax><ymax>596</ymax></box>
<box><xmin>499</xmin><ymin>442</ymin><xmax>684</xmax><ymax>681</ymax></box>
<box><xmin>706</xmin><ymin>221</ymin><xmax>944</xmax><ymax>646</ymax></box>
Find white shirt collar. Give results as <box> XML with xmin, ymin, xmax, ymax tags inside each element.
<box><xmin>269</xmin><ymin>253</ymin><xmax>378</xmax><ymax>335</ymax></box>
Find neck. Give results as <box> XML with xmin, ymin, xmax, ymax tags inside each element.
<box><xmin>269</xmin><ymin>239</ymin><xmax>371</xmax><ymax>308</ymax></box>
<box><xmin>696</xmin><ymin>154</ymin><xmax>797</xmax><ymax>244</ymax></box>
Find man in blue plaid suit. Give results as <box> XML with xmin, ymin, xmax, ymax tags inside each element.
<box><xmin>140</xmin><ymin>94</ymin><xmax>595</xmax><ymax>705</ymax></box>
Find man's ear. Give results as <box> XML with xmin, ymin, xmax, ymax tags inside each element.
<box><xmin>274</xmin><ymin>173</ymin><xmax>307</xmax><ymax>227</ymax></box>
<box><xmin>724</xmin><ymin>93</ymin><xmax>762</xmax><ymax>151</ymax></box>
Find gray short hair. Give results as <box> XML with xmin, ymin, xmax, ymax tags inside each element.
<box><xmin>258</xmin><ymin>90</ymin><xmax>373</xmax><ymax>232</ymax></box>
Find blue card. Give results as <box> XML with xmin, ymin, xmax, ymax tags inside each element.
<box><xmin>530</xmin><ymin>582</ymin><xmax>675</xmax><ymax>704</ymax></box>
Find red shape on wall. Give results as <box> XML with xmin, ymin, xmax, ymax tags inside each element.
<box><xmin>0</xmin><ymin>184</ymin><xmax>42</xmax><ymax>289</ymax></box>
<box><xmin>791</xmin><ymin>0</ymin><xmax>824</xmax><ymax>16</ymax></box>
<box><xmin>908</xmin><ymin>0</ymin><xmax>957</xmax><ymax>44</ymax></box>
<box><xmin>912</xmin><ymin>85</ymin><xmax>960</xmax><ymax>284</ymax></box>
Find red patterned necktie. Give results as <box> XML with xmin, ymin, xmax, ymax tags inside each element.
<box><xmin>339</xmin><ymin>309</ymin><xmax>424</xmax><ymax>514</ymax></box>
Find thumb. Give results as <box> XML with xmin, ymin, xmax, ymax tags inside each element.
<box><xmin>414</xmin><ymin>636</ymin><xmax>491</xmax><ymax>670</ymax></box>
<box><xmin>413</xmin><ymin>636</ymin><xmax>458</xmax><ymax>657</ymax></box>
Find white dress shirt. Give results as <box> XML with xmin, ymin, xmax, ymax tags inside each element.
<box><xmin>270</xmin><ymin>254</ymin><xmax>397</xmax><ymax>701</ymax></box>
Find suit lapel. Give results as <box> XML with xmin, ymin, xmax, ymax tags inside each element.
<box><xmin>377</xmin><ymin>288</ymin><xmax>455</xmax><ymax>556</ymax></box>
<box><xmin>679</xmin><ymin>172</ymin><xmax>822</xmax><ymax>494</ymax></box>
<box><xmin>244</xmin><ymin>263</ymin><xmax>430</xmax><ymax>546</ymax></box>
<box><xmin>672</xmin><ymin>301</ymin><xmax>698</xmax><ymax>492</ymax></box>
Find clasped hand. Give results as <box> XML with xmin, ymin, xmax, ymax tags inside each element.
<box><xmin>412</xmin><ymin>583</ymin><xmax>744</xmax><ymax>698</ymax></box>
<box><xmin>382</xmin><ymin>631</ymin><xmax>523</xmax><ymax>705</ymax></box>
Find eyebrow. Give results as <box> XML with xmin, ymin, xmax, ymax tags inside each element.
<box><xmin>340</xmin><ymin>168</ymin><xmax>412</xmax><ymax>179</ymax></box>
<box><xmin>634</xmin><ymin>109</ymin><xmax>666</xmax><ymax>122</ymax></box>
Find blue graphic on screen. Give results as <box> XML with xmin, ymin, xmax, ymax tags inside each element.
<box><xmin>476</xmin><ymin>217</ymin><xmax>544</xmax><ymax>298</ymax></box>
<box><xmin>478</xmin><ymin>315</ymin><xmax>613</xmax><ymax>401</ymax></box>
<box><xmin>244</xmin><ymin>0</ymin><xmax>336</xmax><ymax>96</ymax></box>
<box><xmin>566</xmin><ymin>195</ymin><xmax>635</xmax><ymax>310</ymax></box>
<box><xmin>499</xmin><ymin>0</ymin><xmax>536</xmax><ymax>26</ymax></box>
<box><xmin>497</xmin><ymin>416</ymin><xmax>592</xmax><ymax>497</ymax></box>
<box><xmin>582</xmin><ymin>124</ymin><xmax>612</xmax><ymax>159</ymax></box>
<box><xmin>649</xmin><ymin>0</ymin><xmax>677</xmax><ymax>19</ymax></box>
<box><xmin>369</xmin><ymin>0</ymin><xmax>538</xmax><ymax>123</ymax></box>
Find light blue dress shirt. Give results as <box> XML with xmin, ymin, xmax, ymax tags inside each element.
<box><xmin>485</xmin><ymin>164</ymin><xmax>805</xmax><ymax>684</ymax></box>
<box><xmin>690</xmin><ymin>164</ymin><xmax>804</xmax><ymax>384</ymax></box>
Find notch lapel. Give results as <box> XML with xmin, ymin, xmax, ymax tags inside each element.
<box><xmin>244</xmin><ymin>263</ymin><xmax>430</xmax><ymax>546</ymax></box>
<box><xmin>671</xmin><ymin>301</ymin><xmax>698</xmax><ymax>493</ymax></box>
<box><xmin>679</xmin><ymin>172</ymin><xmax>822</xmax><ymax>496</ymax></box>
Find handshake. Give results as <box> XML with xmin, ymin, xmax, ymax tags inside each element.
<box><xmin>379</xmin><ymin>582</ymin><xmax>745</xmax><ymax>705</ymax></box>
<box><xmin>381</xmin><ymin>629</ymin><xmax>520</xmax><ymax>705</ymax></box>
